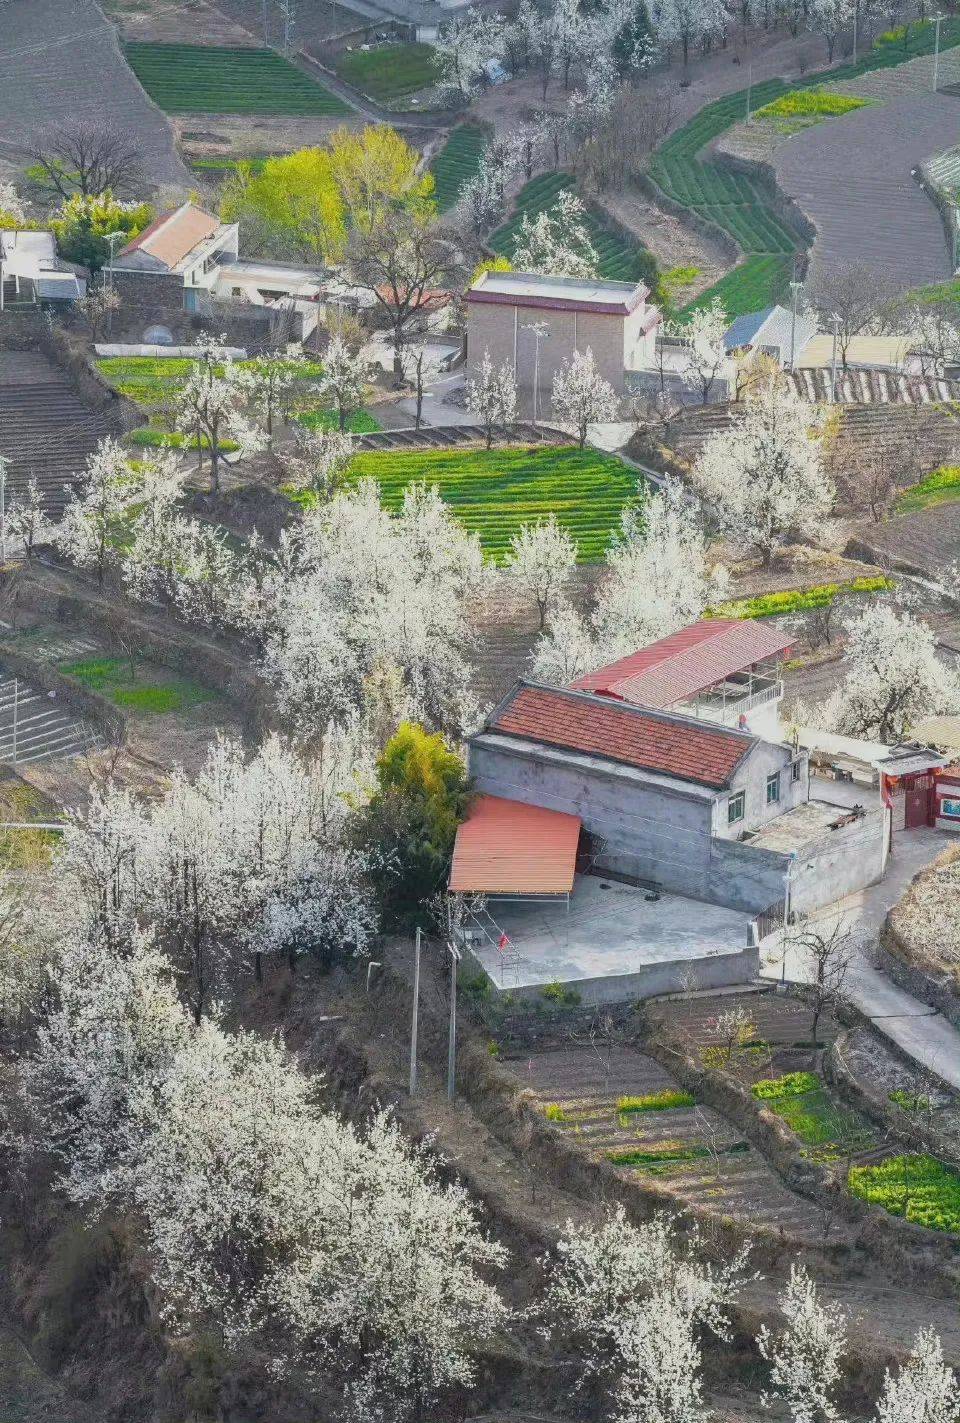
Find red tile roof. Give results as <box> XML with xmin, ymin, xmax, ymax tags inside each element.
<box><xmin>570</xmin><ymin>618</ymin><xmax>794</xmax><ymax>707</ymax></box>
<box><xmin>449</xmin><ymin>794</ymin><xmax>581</xmax><ymax>895</ymax></box>
<box><xmin>488</xmin><ymin>683</ymin><xmax>753</xmax><ymax>789</ymax></box>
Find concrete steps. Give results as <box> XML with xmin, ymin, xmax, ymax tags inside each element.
<box><xmin>0</xmin><ymin>674</ymin><xmax>99</xmax><ymax>766</ymax></box>
<box><xmin>0</xmin><ymin>356</ymin><xmax>114</xmax><ymax>518</ymax></box>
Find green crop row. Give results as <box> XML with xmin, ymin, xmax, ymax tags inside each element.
<box><xmin>713</xmin><ymin>575</ymin><xmax>892</xmax><ymax>619</ymax></box>
<box><xmin>752</xmin><ymin>1073</ymin><xmax>874</xmax><ymax>1155</ymax></box>
<box><xmin>849</xmin><ymin>1153</ymin><xmax>960</xmax><ymax>1233</ymax></box>
<box><xmin>490</xmin><ymin>172</ymin><xmax>659</xmax><ymax>287</ymax></box>
<box><xmin>617</xmin><ymin>1090</ymin><xmax>696</xmax><ymax>1113</ymax></box>
<box><xmin>123</xmin><ymin>43</ymin><xmax>349</xmax><ymax>116</ymax></box>
<box><xmin>429</xmin><ymin>124</ymin><xmax>489</xmax><ymax>211</ymax></box>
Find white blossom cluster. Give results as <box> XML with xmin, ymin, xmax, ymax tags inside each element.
<box><xmin>27</xmin><ymin>935</ymin><xmax>508</xmax><ymax>1421</ymax></box>
<box><xmin>532</xmin><ymin>483</ymin><xmax>723</xmax><ymax>683</ymax></box>
<box><xmin>263</xmin><ymin>478</ymin><xmax>490</xmax><ymax>739</ymax></box>
<box><xmin>56</xmin><ymin>732</ymin><xmax>377</xmax><ymax>1017</ymax></box>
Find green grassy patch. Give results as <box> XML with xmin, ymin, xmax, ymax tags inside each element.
<box><xmin>755</xmin><ymin>88</ymin><xmax>870</xmax><ymax>121</ymax></box>
<box><xmin>895</xmin><ymin>465</ymin><xmax>960</xmax><ymax>513</ymax></box>
<box><xmin>916</xmin><ymin>278</ymin><xmax>960</xmax><ymax>303</ymax></box>
<box><xmin>429</xmin><ymin>123</ymin><xmax>488</xmax><ymax>211</ymax></box>
<box><xmin>680</xmin><ymin>255</ymin><xmax>793</xmax><ymax>321</ymax></box>
<box><xmin>308</xmin><ymin>444</ymin><xmax>642</xmax><ymax>563</ymax></box>
<box><xmin>752</xmin><ymin>1072</ymin><xmax>874</xmax><ymax>1157</ymax></box>
<box><xmin>617</xmin><ymin>1090</ymin><xmax>696</xmax><ymax>1113</ymax></box>
<box><xmin>335</xmin><ymin>42</ymin><xmax>438</xmax><ymax>101</ymax></box>
<box><xmin>712</xmin><ymin>576</ymin><xmax>892</xmax><ymax>619</ymax></box>
<box><xmin>491</xmin><ymin>172</ymin><xmax>659</xmax><ymax>288</ymax></box>
<box><xmin>849</xmin><ymin>1153</ymin><xmax>960</xmax><ymax>1233</ymax></box>
<box><xmin>62</xmin><ymin>658</ymin><xmax>215</xmax><ymax>715</ymax></box>
<box><xmin>127</xmin><ymin>428</ymin><xmax>240</xmax><ymax>452</ymax></box>
<box><xmin>296</xmin><ymin>408</ymin><xmax>382</xmax><ymax>434</ymax></box>
<box><xmin>544</xmin><ymin>1103</ymin><xmax>568</xmax><ymax>1122</ymax></box>
<box><xmin>123</xmin><ymin>43</ymin><xmax>350</xmax><ymax>116</ymax></box>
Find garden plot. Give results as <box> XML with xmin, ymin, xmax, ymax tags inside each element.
<box><xmin>505</xmin><ymin>1044</ymin><xmax>825</xmax><ymax>1239</ymax></box>
<box><xmin>335</xmin><ymin>43</ymin><xmax>439</xmax><ymax>105</ymax></box>
<box><xmin>339</xmin><ymin>444</ymin><xmax>641</xmax><ymax>563</ymax></box>
<box><xmin>123</xmin><ymin>43</ymin><xmax>350</xmax><ymax>115</ymax></box>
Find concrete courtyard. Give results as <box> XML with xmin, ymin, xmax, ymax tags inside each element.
<box><xmin>468</xmin><ymin>874</ymin><xmax>756</xmax><ymax>1003</ymax></box>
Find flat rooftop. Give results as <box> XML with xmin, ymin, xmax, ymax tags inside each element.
<box><xmin>467</xmin><ymin>269</ymin><xmax>646</xmax><ymax>314</ymax></box>
<box><xmin>218</xmin><ymin>259</ymin><xmax>324</xmax><ymax>286</ymax></box>
<box><xmin>468</xmin><ymin>873</ymin><xmax>752</xmax><ymax>990</ymax></box>
<box><xmin>746</xmin><ymin>797</ymin><xmax>872</xmax><ymax>855</ymax></box>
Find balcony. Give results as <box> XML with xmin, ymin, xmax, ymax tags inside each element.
<box><xmin>678</xmin><ymin>674</ymin><xmax>783</xmax><ymax>728</ymax></box>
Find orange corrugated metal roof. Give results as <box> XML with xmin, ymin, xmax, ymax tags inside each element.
<box><xmin>450</xmin><ymin>794</ymin><xmax>581</xmax><ymax>895</ymax></box>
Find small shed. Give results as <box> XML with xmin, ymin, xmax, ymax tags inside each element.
<box><xmin>449</xmin><ymin>794</ymin><xmax>582</xmax><ymax>901</ymax></box>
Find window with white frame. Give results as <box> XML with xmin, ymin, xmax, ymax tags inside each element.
<box><xmin>766</xmin><ymin>771</ymin><xmax>781</xmax><ymax>805</ymax></box>
<box><xmin>727</xmin><ymin>791</ymin><xmax>745</xmax><ymax>824</ymax></box>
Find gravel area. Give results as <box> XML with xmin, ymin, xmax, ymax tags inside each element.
<box><xmin>0</xmin><ymin>0</ymin><xmax>191</xmax><ymax>194</ymax></box>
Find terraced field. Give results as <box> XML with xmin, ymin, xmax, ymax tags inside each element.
<box><xmin>344</xmin><ymin>444</ymin><xmax>641</xmax><ymax>562</ymax></box>
<box><xmin>429</xmin><ymin>124</ymin><xmax>487</xmax><ymax>211</ymax></box>
<box><xmin>505</xmin><ymin>1044</ymin><xmax>824</xmax><ymax>1240</ymax></box>
<box><xmin>123</xmin><ymin>42</ymin><xmax>350</xmax><ymax>115</ymax></box>
<box><xmin>655</xmin><ymin>17</ymin><xmax>960</xmax><ymax>314</ymax></box>
<box><xmin>491</xmin><ymin>173</ymin><xmax>659</xmax><ymax>287</ymax></box>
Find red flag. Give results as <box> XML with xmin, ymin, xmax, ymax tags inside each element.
<box><xmin>498</xmin><ymin>933</ymin><xmax>510</xmax><ymax>953</ymax></box>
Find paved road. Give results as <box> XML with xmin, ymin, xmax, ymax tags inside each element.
<box><xmin>774</xmin><ymin>91</ymin><xmax>960</xmax><ymax>288</ymax></box>
<box><xmin>762</xmin><ymin>825</ymin><xmax>960</xmax><ymax>1089</ymax></box>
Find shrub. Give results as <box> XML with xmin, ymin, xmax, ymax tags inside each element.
<box><xmin>848</xmin><ymin>1153</ymin><xmax>960</xmax><ymax>1233</ymax></box>
<box><xmin>889</xmin><ymin>1088</ymin><xmax>933</xmax><ymax>1113</ymax></box>
<box><xmin>541</xmin><ymin>981</ymin><xmax>582</xmax><ymax>1007</ymax></box>
<box><xmin>50</xmin><ymin>191</ymin><xmax>154</xmax><ymax>273</ymax></box>
<box><xmin>358</xmin><ymin>722</ymin><xmax>470</xmax><ymax>929</ymax></box>
<box><xmin>617</xmin><ymin>1090</ymin><xmax>695</xmax><ymax>1113</ymax></box>
<box><xmin>544</xmin><ymin>1103</ymin><xmax>568</xmax><ymax>1122</ymax></box>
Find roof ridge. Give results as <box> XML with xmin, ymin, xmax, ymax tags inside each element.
<box><xmin>511</xmin><ymin>678</ymin><xmax>759</xmax><ymax>745</ymax></box>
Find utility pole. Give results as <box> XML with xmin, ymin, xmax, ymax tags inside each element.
<box><xmin>521</xmin><ymin>320</ymin><xmax>548</xmax><ymax>426</ymax></box>
<box><xmin>830</xmin><ymin>311</ymin><xmax>840</xmax><ymax>403</ymax></box>
<box><xmin>0</xmin><ymin>454</ymin><xmax>7</xmax><ymax>567</ymax></box>
<box><xmin>788</xmin><ymin>278</ymin><xmax>802</xmax><ymax>370</ymax></box>
<box><xmin>104</xmin><ymin>232</ymin><xmax>124</xmax><ymax>340</ymax></box>
<box><xmin>409</xmin><ymin>926</ymin><xmax>421</xmax><ymax>1096</ymax></box>
<box><xmin>12</xmin><ymin>677</ymin><xmax>18</xmax><ymax>768</ymax></box>
<box><xmin>447</xmin><ymin>940</ymin><xmax>461</xmax><ymax>1102</ymax></box>
<box><xmin>852</xmin><ymin>3</ymin><xmax>858</xmax><ymax>62</ymax></box>
<box><xmin>261</xmin><ymin>0</ymin><xmax>269</xmax><ymax>43</ymax></box>
<box><xmin>933</xmin><ymin>13</ymin><xmax>944</xmax><ymax>90</ymax></box>
<box><xmin>745</xmin><ymin>61</ymin><xmax>753</xmax><ymax>124</ymax></box>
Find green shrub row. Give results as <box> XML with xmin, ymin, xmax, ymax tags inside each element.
<box><xmin>429</xmin><ymin>124</ymin><xmax>488</xmax><ymax>211</ymax></box>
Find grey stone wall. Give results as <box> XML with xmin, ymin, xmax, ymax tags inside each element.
<box><xmin>465</xmin><ymin>942</ymin><xmax>760</xmax><ymax>1005</ymax></box>
<box><xmin>707</xmin><ymin>837</ymin><xmax>790</xmax><ymax>913</ymax></box>
<box><xmin>789</xmin><ymin>806</ymin><xmax>889</xmax><ymax>916</ymax></box>
<box><xmin>109</xmin><ymin>271</ymin><xmax>298</xmax><ymax>349</ymax></box>
<box><xmin>469</xmin><ymin>736</ymin><xmax>717</xmax><ymax>898</ymax></box>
